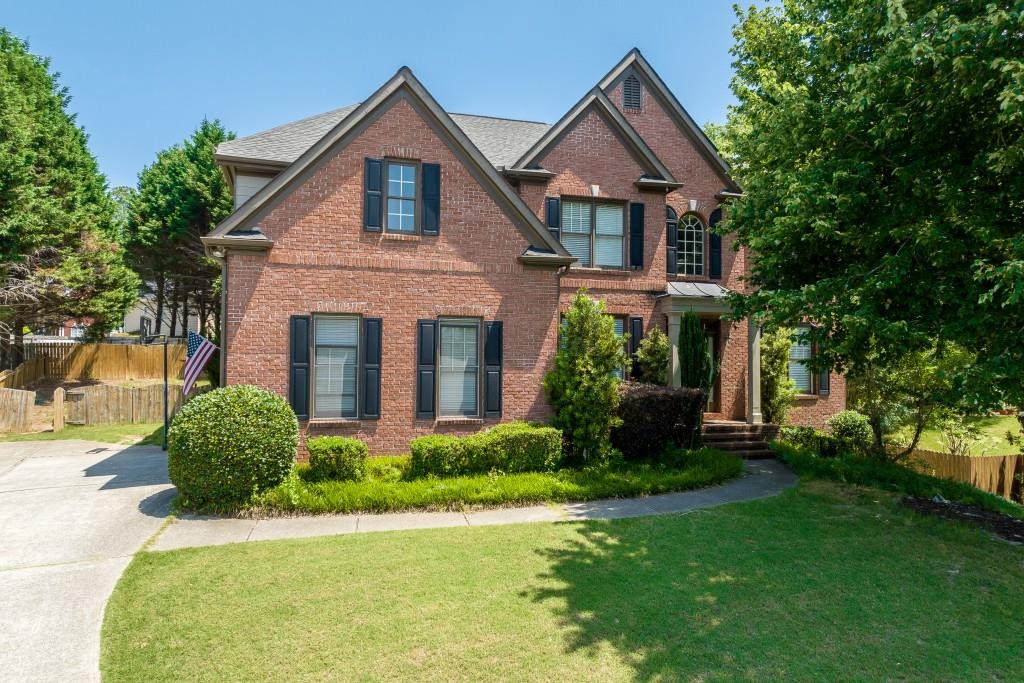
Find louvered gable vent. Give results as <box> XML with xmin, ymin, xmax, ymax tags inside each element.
<box><xmin>623</xmin><ymin>74</ymin><xmax>642</xmax><ymax>110</ymax></box>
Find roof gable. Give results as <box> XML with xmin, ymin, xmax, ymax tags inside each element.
<box><xmin>599</xmin><ymin>49</ymin><xmax>737</xmax><ymax>189</ymax></box>
<box><xmin>205</xmin><ymin>68</ymin><xmax>571</xmax><ymax>261</ymax></box>
<box><xmin>510</xmin><ymin>88</ymin><xmax>677</xmax><ymax>184</ymax></box>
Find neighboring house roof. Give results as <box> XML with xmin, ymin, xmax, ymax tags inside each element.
<box><xmin>510</xmin><ymin>87</ymin><xmax>679</xmax><ymax>186</ymax></box>
<box><xmin>204</xmin><ymin>67</ymin><xmax>573</xmax><ymax>263</ymax></box>
<box><xmin>216</xmin><ymin>106</ymin><xmax>551</xmax><ymax>170</ymax></box>
<box><xmin>598</xmin><ymin>48</ymin><xmax>740</xmax><ymax>191</ymax></box>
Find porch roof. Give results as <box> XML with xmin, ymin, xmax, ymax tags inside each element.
<box><xmin>663</xmin><ymin>281</ymin><xmax>730</xmax><ymax>299</ymax></box>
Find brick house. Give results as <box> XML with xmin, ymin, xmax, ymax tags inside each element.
<box><xmin>202</xmin><ymin>49</ymin><xmax>844</xmax><ymax>455</ymax></box>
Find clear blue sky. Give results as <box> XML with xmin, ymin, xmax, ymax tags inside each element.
<box><xmin>3</xmin><ymin>0</ymin><xmax>747</xmax><ymax>189</ymax></box>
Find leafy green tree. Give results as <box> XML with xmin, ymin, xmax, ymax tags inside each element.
<box><xmin>543</xmin><ymin>289</ymin><xmax>628</xmax><ymax>463</ymax></box>
<box><xmin>760</xmin><ymin>326</ymin><xmax>797</xmax><ymax>425</ymax></box>
<box><xmin>634</xmin><ymin>326</ymin><xmax>670</xmax><ymax>385</ymax></box>
<box><xmin>0</xmin><ymin>28</ymin><xmax>137</xmax><ymax>365</ymax></box>
<box><xmin>722</xmin><ymin>0</ymin><xmax>1024</xmax><ymax>409</ymax></box>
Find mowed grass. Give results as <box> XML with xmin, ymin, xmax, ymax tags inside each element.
<box><xmin>0</xmin><ymin>421</ymin><xmax>164</xmax><ymax>445</ymax></box>
<box><xmin>894</xmin><ymin>414</ymin><xmax>1021</xmax><ymax>455</ymax></box>
<box><xmin>102</xmin><ymin>481</ymin><xmax>1024</xmax><ymax>682</ymax></box>
<box><xmin>246</xmin><ymin>448</ymin><xmax>743</xmax><ymax>515</ymax></box>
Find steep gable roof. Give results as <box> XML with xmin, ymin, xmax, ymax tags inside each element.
<box><xmin>599</xmin><ymin>48</ymin><xmax>738</xmax><ymax>190</ymax></box>
<box><xmin>510</xmin><ymin>87</ymin><xmax>678</xmax><ymax>185</ymax></box>
<box><xmin>216</xmin><ymin>107</ymin><xmax>551</xmax><ymax>170</ymax></box>
<box><xmin>204</xmin><ymin>68</ymin><xmax>572</xmax><ymax>262</ymax></box>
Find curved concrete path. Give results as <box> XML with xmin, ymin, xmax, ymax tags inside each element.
<box><xmin>152</xmin><ymin>458</ymin><xmax>797</xmax><ymax>550</ymax></box>
<box><xmin>0</xmin><ymin>440</ymin><xmax>174</xmax><ymax>683</ymax></box>
<box><xmin>0</xmin><ymin>438</ymin><xmax>795</xmax><ymax>682</ymax></box>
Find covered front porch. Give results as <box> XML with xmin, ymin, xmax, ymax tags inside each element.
<box><xmin>660</xmin><ymin>281</ymin><xmax>762</xmax><ymax>425</ymax></box>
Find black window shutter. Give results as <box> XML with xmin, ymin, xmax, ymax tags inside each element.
<box><xmin>544</xmin><ymin>196</ymin><xmax>561</xmax><ymax>240</ymax></box>
<box><xmin>288</xmin><ymin>315</ymin><xmax>311</xmax><ymax>419</ymax></box>
<box><xmin>628</xmin><ymin>316</ymin><xmax>643</xmax><ymax>377</ymax></box>
<box><xmin>421</xmin><ymin>163</ymin><xmax>440</xmax><ymax>235</ymax></box>
<box><xmin>818</xmin><ymin>368</ymin><xmax>830</xmax><ymax>396</ymax></box>
<box><xmin>361</xmin><ymin>318</ymin><xmax>382</xmax><ymax>419</ymax></box>
<box><xmin>483</xmin><ymin>321</ymin><xmax>503</xmax><ymax>417</ymax></box>
<box><xmin>364</xmin><ymin>158</ymin><xmax>383</xmax><ymax>231</ymax></box>
<box><xmin>416</xmin><ymin>320</ymin><xmax>437</xmax><ymax>419</ymax></box>
<box><xmin>666</xmin><ymin>209</ymin><xmax>678</xmax><ymax>276</ymax></box>
<box><xmin>709</xmin><ymin>207</ymin><xmax>722</xmax><ymax>279</ymax></box>
<box><xmin>629</xmin><ymin>202</ymin><xmax>645</xmax><ymax>269</ymax></box>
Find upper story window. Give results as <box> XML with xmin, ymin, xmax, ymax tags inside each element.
<box><xmin>623</xmin><ymin>74</ymin><xmax>642</xmax><ymax>110</ymax></box>
<box><xmin>679</xmin><ymin>213</ymin><xmax>705</xmax><ymax>276</ymax></box>
<box><xmin>386</xmin><ymin>161</ymin><xmax>417</xmax><ymax>233</ymax></box>
<box><xmin>561</xmin><ymin>200</ymin><xmax>625</xmax><ymax>268</ymax></box>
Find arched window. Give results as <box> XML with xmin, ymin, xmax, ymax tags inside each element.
<box><xmin>679</xmin><ymin>214</ymin><xmax>705</xmax><ymax>276</ymax></box>
<box><xmin>623</xmin><ymin>74</ymin><xmax>642</xmax><ymax>110</ymax></box>
<box><xmin>666</xmin><ymin>206</ymin><xmax>678</xmax><ymax>275</ymax></box>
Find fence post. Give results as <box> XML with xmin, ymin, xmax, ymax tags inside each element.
<box><xmin>53</xmin><ymin>387</ymin><xmax>65</xmax><ymax>432</ymax></box>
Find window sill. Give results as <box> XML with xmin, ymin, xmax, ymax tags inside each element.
<box><xmin>381</xmin><ymin>232</ymin><xmax>421</xmax><ymax>241</ymax></box>
<box><xmin>793</xmin><ymin>394</ymin><xmax>819</xmax><ymax>401</ymax></box>
<box><xmin>569</xmin><ymin>266</ymin><xmax>631</xmax><ymax>276</ymax></box>
<box><xmin>435</xmin><ymin>417</ymin><xmax>485</xmax><ymax>426</ymax></box>
<box><xmin>307</xmin><ymin>418</ymin><xmax>363</xmax><ymax>426</ymax></box>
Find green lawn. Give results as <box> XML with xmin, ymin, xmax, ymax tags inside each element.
<box><xmin>246</xmin><ymin>449</ymin><xmax>743</xmax><ymax>515</ymax></box>
<box><xmin>894</xmin><ymin>414</ymin><xmax>1021</xmax><ymax>455</ymax></box>
<box><xmin>103</xmin><ymin>481</ymin><xmax>1024</xmax><ymax>682</ymax></box>
<box><xmin>0</xmin><ymin>422</ymin><xmax>164</xmax><ymax>445</ymax></box>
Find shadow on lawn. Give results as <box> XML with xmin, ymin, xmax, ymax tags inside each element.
<box><xmin>527</xmin><ymin>513</ymin><xmax>743</xmax><ymax>681</ymax></box>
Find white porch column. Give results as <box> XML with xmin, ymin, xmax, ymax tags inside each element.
<box><xmin>747</xmin><ymin>321</ymin><xmax>763</xmax><ymax>424</ymax></box>
<box><xmin>668</xmin><ymin>313</ymin><xmax>681</xmax><ymax>387</ymax></box>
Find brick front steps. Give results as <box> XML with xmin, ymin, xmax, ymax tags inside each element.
<box><xmin>702</xmin><ymin>421</ymin><xmax>780</xmax><ymax>459</ymax></box>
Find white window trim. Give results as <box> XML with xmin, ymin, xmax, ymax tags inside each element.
<box><xmin>385</xmin><ymin>159</ymin><xmax>418</xmax><ymax>234</ymax></box>
<box><xmin>561</xmin><ymin>198</ymin><xmax>627</xmax><ymax>269</ymax></box>
<box><xmin>311</xmin><ymin>314</ymin><xmax>361</xmax><ymax>420</ymax></box>
<box><xmin>679</xmin><ymin>213</ymin><xmax>705</xmax><ymax>276</ymax></box>
<box><xmin>437</xmin><ymin>317</ymin><xmax>481</xmax><ymax>418</ymax></box>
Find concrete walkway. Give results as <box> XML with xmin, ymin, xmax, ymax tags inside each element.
<box><xmin>152</xmin><ymin>459</ymin><xmax>797</xmax><ymax>551</ymax></box>
<box><xmin>0</xmin><ymin>440</ymin><xmax>173</xmax><ymax>683</ymax></box>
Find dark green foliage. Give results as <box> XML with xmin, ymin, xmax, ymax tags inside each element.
<box><xmin>307</xmin><ymin>436</ymin><xmax>368</xmax><ymax>482</ymax></box>
<box><xmin>826</xmin><ymin>410</ymin><xmax>872</xmax><ymax>450</ymax></box>
<box><xmin>760</xmin><ymin>327</ymin><xmax>796</xmax><ymax>425</ymax></box>
<box><xmin>774</xmin><ymin>441</ymin><xmax>1024</xmax><ymax>520</ymax></box>
<box><xmin>678</xmin><ymin>311</ymin><xmax>715</xmax><ymax>392</ymax></box>
<box><xmin>254</xmin><ymin>448</ymin><xmax>743</xmax><ymax>514</ymax></box>
<box><xmin>611</xmin><ymin>382</ymin><xmax>705</xmax><ymax>459</ymax></box>
<box><xmin>779</xmin><ymin>426</ymin><xmax>853</xmax><ymax>459</ymax></box>
<box><xmin>543</xmin><ymin>289</ymin><xmax>628</xmax><ymax>462</ymax></box>
<box><xmin>723</xmin><ymin>0</ymin><xmax>1024</xmax><ymax>409</ymax></box>
<box><xmin>0</xmin><ymin>28</ymin><xmax>138</xmax><ymax>355</ymax></box>
<box><xmin>409</xmin><ymin>422</ymin><xmax>563</xmax><ymax>478</ymax></box>
<box><xmin>634</xmin><ymin>327</ymin><xmax>670</xmax><ymax>385</ymax></box>
<box><xmin>168</xmin><ymin>385</ymin><xmax>298</xmax><ymax>507</ymax></box>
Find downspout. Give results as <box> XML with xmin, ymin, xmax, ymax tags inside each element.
<box><xmin>209</xmin><ymin>246</ymin><xmax>228</xmax><ymax>387</ymax></box>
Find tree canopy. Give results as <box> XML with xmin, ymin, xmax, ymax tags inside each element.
<box><xmin>0</xmin><ymin>28</ymin><xmax>138</xmax><ymax>358</ymax></box>
<box><xmin>721</xmin><ymin>0</ymin><xmax>1024</xmax><ymax>409</ymax></box>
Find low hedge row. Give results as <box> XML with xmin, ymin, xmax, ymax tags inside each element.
<box><xmin>409</xmin><ymin>421</ymin><xmax>563</xmax><ymax>477</ymax></box>
<box><xmin>779</xmin><ymin>425</ymin><xmax>863</xmax><ymax>459</ymax></box>
<box><xmin>307</xmin><ymin>436</ymin><xmax>368</xmax><ymax>482</ymax></box>
<box><xmin>611</xmin><ymin>382</ymin><xmax>705</xmax><ymax>459</ymax></box>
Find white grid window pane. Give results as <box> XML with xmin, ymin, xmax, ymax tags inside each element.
<box><xmin>387</xmin><ymin>163</ymin><xmax>416</xmax><ymax>198</ymax></box>
<box><xmin>680</xmin><ymin>214</ymin><xmax>705</xmax><ymax>276</ymax></box>
<box><xmin>440</xmin><ymin>322</ymin><xmax>479</xmax><ymax>416</ymax></box>
<box><xmin>387</xmin><ymin>198</ymin><xmax>415</xmax><ymax>232</ymax></box>
<box><xmin>314</xmin><ymin>316</ymin><xmax>359</xmax><ymax>418</ymax></box>
<box><xmin>789</xmin><ymin>328</ymin><xmax>813</xmax><ymax>394</ymax></box>
<box><xmin>595</xmin><ymin>204</ymin><xmax>623</xmax><ymax>267</ymax></box>
<box><xmin>386</xmin><ymin>162</ymin><xmax>416</xmax><ymax>232</ymax></box>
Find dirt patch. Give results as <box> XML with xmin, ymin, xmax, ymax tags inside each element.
<box><xmin>901</xmin><ymin>496</ymin><xmax>1024</xmax><ymax>544</ymax></box>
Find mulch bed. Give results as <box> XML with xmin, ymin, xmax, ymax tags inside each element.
<box><xmin>901</xmin><ymin>497</ymin><xmax>1024</xmax><ymax>544</ymax></box>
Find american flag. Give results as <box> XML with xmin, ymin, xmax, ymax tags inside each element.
<box><xmin>183</xmin><ymin>331</ymin><xmax>217</xmax><ymax>395</ymax></box>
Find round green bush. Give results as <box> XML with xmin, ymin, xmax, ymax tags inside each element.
<box><xmin>168</xmin><ymin>385</ymin><xmax>298</xmax><ymax>507</ymax></box>
<box><xmin>826</xmin><ymin>410</ymin><xmax>872</xmax><ymax>448</ymax></box>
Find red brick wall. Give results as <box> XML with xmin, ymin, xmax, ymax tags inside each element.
<box><xmin>788</xmin><ymin>373</ymin><xmax>847</xmax><ymax>429</ymax></box>
<box><xmin>225</xmin><ymin>97</ymin><xmax>561</xmax><ymax>454</ymax></box>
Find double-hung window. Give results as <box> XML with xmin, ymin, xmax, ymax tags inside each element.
<box><xmin>788</xmin><ymin>325</ymin><xmax>813</xmax><ymax>395</ymax></box>
<box><xmin>313</xmin><ymin>316</ymin><xmax>359</xmax><ymax>418</ymax></box>
<box><xmin>439</xmin><ymin>319</ymin><xmax>480</xmax><ymax>417</ymax></box>
<box><xmin>561</xmin><ymin>200</ymin><xmax>625</xmax><ymax>268</ymax></box>
<box><xmin>386</xmin><ymin>161</ymin><xmax>417</xmax><ymax>233</ymax></box>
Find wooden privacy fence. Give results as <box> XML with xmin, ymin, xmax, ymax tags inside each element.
<box><xmin>23</xmin><ymin>342</ymin><xmax>186</xmax><ymax>381</ymax></box>
<box><xmin>0</xmin><ymin>357</ymin><xmax>46</xmax><ymax>389</ymax></box>
<box><xmin>63</xmin><ymin>383</ymin><xmax>207</xmax><ymax>426</ymax></box>
<box><xmin>0</xmin><ymin>388</ymin><xmax>35</xmax><ymax>432</ymax></box>
<box><xmin>907</xmin><ymin>449</ymin><xmax>1023</xmax><ymax>503</ymax></box>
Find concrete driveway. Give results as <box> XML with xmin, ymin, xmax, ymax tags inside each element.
<box><xmin>0</xmin><ymin>439</ymin><xmax>173</xmax><ymax>683</ymax></box>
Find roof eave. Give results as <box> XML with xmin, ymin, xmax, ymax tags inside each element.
<box><xmin>518</xmin><ymin>253</ymin><xmax>576</xmax><ymax>267</ymax></box>
<box><xmin>201</xmin><ymin>234</ymin><xmax>274</xmax><ymax>255</ymax></box>
<box><xmin>501</xmin><ymin>167</ymin><xmax>557</xmax><ymax>181</ymax></box>
<box><xmin>635</xmin><ymin>178</ymin><xmax>684</xmax><ymax>191</ymax></box>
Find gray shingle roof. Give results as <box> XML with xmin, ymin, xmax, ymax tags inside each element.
<box><xmin>216</xmin><ymin>105</ymin><xmax>551</xmax><ymax>169</ymax></box>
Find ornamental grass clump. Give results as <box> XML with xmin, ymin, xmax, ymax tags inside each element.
<box><xmin>168</xmin><ymin>385</ymin><xmax>298</xmax><ymax>508</ymax></box>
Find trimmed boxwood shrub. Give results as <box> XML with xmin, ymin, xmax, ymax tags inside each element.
<box><xmin>826</xmin><ymin>410</ymin><xmax>872</xmax><ymax>451</ymax></box>
<box><xmin>168</xmin><ymin>385</ymin><xmax>298</xmax><ymax>507</ymax></box>
<box><xmin>611</xmin><ymin>382</ymin><xmax>705</xmax><ymax>460</ymax></box>
<box><xmin>779</xmin><ymin>425</ymin><xmax>852</xmax><ymax>458</ymax></box>
<box><xmin>307</xmin><ymin>436</ymin><xmax>368</xmax><ymax>482</ymax></box>
<box><xmin>409</xmin><ymin>421</ymin><xmax>562</xmax><ymax>477</ymax></box>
